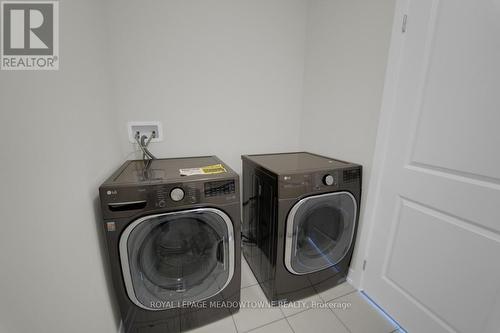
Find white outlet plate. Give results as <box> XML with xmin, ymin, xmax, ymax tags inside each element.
<box><xmin>127</xmin><ymin>121</ymin><xmax>163</xmax><ymax>143</ymax></box>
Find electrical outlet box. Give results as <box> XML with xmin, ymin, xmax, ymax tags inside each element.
<box><xmin>127</xmin><ymin>121</ymin><xmax>163</xmax><ymax>143</ymax></box>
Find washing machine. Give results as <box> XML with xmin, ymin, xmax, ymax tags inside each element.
<box><xmin>241</xmin><ymin>152</ymin><xmax>361</xmax><ymax>304</ymax></box>
<box><xmin>99</xmin><ymin>156</ymin><xmax>240</xmax><ymax>333</ymax></box>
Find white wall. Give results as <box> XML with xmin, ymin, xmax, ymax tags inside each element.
<box><xmin>299</xmin><ymin>0</ymin><xmax>395</xmax><ymax>285</ymax></box>
<box><xmin>0</xmin><ymin>1</ymin><xmax>122</xmax><ymax>332</ymax></box>
<box><xmin>108</xmin><ymin>0</ymin><xmax>308</xmax><ymax>173</ymax></box>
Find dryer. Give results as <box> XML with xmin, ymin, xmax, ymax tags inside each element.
<box><xmin>241</xmin><ymin>152</ymin><xmax>361</xmax><ymax>304</ymax></box>
<box><xmin>99</xmin><ymin>156</ymin><xmax>240</xmax><ymax>333</ymax></box>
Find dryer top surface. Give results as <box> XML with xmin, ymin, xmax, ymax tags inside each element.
<box><xmin>242</xmin><ymin>152</ymin><xmax>358</xmax><ymax>175</ymax></box>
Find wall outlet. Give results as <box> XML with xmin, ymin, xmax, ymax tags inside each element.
<box><xmin>127</xmin><ymin>121</ymin><xmax>163</xmax><ymax>143</ymax></box>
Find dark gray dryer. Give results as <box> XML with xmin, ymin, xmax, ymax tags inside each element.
<box><xmin>99</xmin><ymin>156</ymin><xmax>240</xmax><ymax>333</ymax></box>
<box><xmin>241</xmin><ymin>152</ymin><xmax>361</xmax><ymax>304</ymax></box>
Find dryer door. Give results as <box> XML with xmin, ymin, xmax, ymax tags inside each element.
<box><xmin>119</xmin><ymin>208</ymin><xmax>234</xmax><ymax>310</ymax></box>
<box><xmin>284</xmin><ymin>192</ymin><xmax>357</xmax><ymax>275</ymax></box>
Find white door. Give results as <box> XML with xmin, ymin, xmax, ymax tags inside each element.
<box><xmin>362</xmin><ymin>0</ymin><xmax>500</xmax><ymax>332</ymax></box>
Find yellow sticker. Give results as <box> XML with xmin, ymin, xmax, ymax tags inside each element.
<box><xmin>201</xmin><ymin>164</ymin><xmax>227</xmax><ymax>174</ymax></box>
<box><xmin>179</xmin><ymin>164</ymin><xmax>227</xmax><ymax>176</ymax></box>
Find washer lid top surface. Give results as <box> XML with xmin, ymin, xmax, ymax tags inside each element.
<box><xmin>104</xmin><ymin>156</ymin><xmax>237</xmax><ymax>186</ymax></box>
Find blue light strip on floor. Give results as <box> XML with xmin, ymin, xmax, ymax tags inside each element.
<box><xmin>360</xmin><ymin>291</ymin><xmax>407</xmax><ymax>333</ymax></box>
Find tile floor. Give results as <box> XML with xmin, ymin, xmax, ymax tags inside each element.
<box><xmin>186</xmin><ymin>256</ymin><xmax>403</xmax><ymax>333</ymax></box>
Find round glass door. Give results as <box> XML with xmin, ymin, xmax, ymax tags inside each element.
<box><xmin>284</xmin><ymin>192</ymin><xmax>357</xmax><ymax>275</ymax></box>
<box><xmin>119</xmin><ymin>208</ymin><xmax>234</xmax><ymax>310</ymax></box>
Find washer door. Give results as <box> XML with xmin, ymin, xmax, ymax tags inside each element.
<box><xmin>284</xmin><ymin>192</ymin><xmax>357</xmax><ymax>275</ymax></box>
<box><xmin>120</xmin><ymin>208</ymin><xmax>234</xmax><ymax>310</ymax></box>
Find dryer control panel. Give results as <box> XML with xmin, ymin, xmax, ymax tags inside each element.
<box><xmin>278</xmin><ymin>166</ymin><xmax>361</xmax><ymax>199</ymax></box>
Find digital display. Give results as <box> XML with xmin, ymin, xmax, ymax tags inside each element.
<box><xmin>204</xmin><ymin>180</ymin><xmax>236</xmax><ymax>197</ymax></box>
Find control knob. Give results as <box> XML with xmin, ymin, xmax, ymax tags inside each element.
<box><xmin>170</xmin><ymin>188</ymin><xmax>185</xmax><ymax>202</ymax></box>
<box><xmin>323</xmin><ymin>174</ymin><xmax>335</xmax><ymax>186</ymax></box>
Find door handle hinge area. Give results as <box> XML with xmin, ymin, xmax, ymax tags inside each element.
<box><xmin>363</xmin><ymin>260</ymin><xmax>367</xmax><ymax>271</ymax></box>
<box><xmin>402</xmin><ymin>14</ymin><xmax>408</xmax><ymax>33</ymax></box>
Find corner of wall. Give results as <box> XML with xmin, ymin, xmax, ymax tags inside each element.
<box><xmin>297</xmin><ymin>0</ymin><xmax>397</xmax><ymax>290</ymax></box>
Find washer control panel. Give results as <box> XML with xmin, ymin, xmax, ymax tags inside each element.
<box><xmin>151</xmin><ymin>179</ymin><xmax>237</xmax><ymax>207</ymax></box>
<box><xmin>153</xmin><ymin>184</ymin><xmax>198</xmax><ymax>207</ymax></box>
<box><xmin>101</xmin><ymin>176</ymin><xmax>239</xmax><ymax>218</ymax></box>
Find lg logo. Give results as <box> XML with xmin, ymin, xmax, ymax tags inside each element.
<box><xmin>1</xmin><ymin>1</ymin><xmax>59</xmax><ymax>70</ymax></box>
